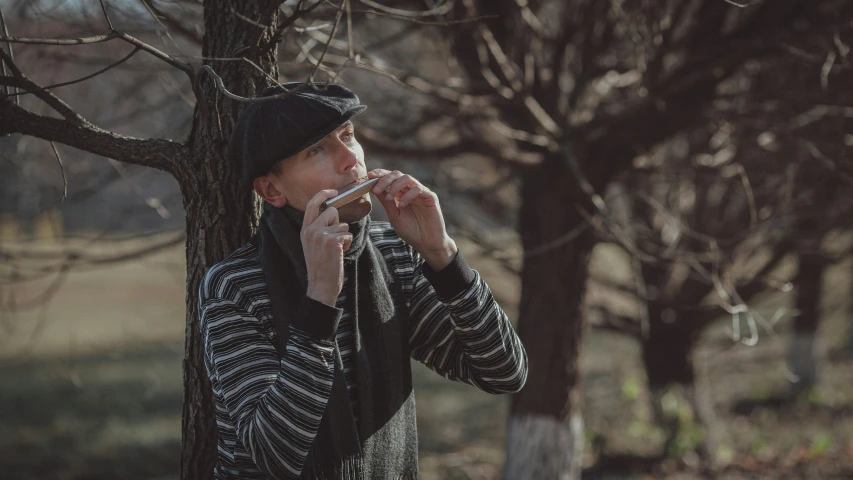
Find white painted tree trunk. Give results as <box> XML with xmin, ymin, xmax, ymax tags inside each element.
<box><xmin>502</xmin><ymin>414</ymin><xmax>584</xmax><ymax>480</ymax></box>
<box><xmin>786</xmin><ymin>331</ymin><xmax>817</xmax><ymax>395</ymax></box>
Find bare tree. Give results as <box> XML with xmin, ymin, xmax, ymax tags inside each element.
<box><xmin>585</xmin><ymin>23</ymin><xmax>853</xmax><ymax>459</ymax></box>
<box><xmin>337</xmin><ymin>1</ymin><xmax>853</xmax><ymax>477</ymax></box>
<box><xmin>0</xmin><ymin>0</ymin><xmax>301</xmax><ymax>476</ymax></box>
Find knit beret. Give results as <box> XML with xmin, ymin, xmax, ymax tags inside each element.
<box><xmin>229</xmin><ymin>82</ymin><xmax>367</xmax><ymax>183</ymax></box>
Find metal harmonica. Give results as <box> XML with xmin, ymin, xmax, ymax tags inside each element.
<box><xmin>319</xmin><ymin>177</ymin><xmax>380</xmax><ymax>212</ymax></box>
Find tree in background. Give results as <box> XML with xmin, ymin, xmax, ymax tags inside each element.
<box><xmin>584</xmin><ymin>13</ymin><xmax>853</xmax><ymax>460</ymax></box>
<box><xmin>340</xmin><ymin>1</ymin><xmax>853</xmax><ymax>477</ymax></box>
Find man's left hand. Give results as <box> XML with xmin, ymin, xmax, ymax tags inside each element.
<box><xmin>367</xmin><ymin>169</ymin><xmax>457</xmax><ymax>270</ymax></box>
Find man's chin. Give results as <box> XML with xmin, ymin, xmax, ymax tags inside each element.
<box><xmin>338</xmin><ymin>196</ymin><xmax>372</xmax><ymax>223</ymax></box>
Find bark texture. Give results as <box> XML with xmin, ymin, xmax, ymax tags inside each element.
<box><xmin>176</xmin><ymin>2</ymin><xmax>281</xmax><ymax>477</ymax></box>
<box><xmin>506</xmin><ymin>152</ymin><xmax>597</xmax><ymax>480</ymax></box>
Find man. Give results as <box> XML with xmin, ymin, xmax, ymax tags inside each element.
<box><xmin>199</xmin><ymin>82</ymin><xmax>527</xmax><ymax>480</ymax></box>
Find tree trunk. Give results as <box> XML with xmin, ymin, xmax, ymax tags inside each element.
<box><xmin>642</xmin><ymin>308</ymin><xmax>696</xmax><ymax>391</ymax></box>
<box><xmin>640</xmin><ymin>304</ymin><xmax>718</xmax><ymax>460</ymax></box>
<box><xmin>178</xmin><ymin>2</ymin><xmax>280</xmax><ymax>478</ymax></box>
<box><xmin>503</xmin><ymin>153</ymin><xmax>595</xmax><ymax>480</ymax></box>
<box><xmin>786</xmin><ymin>252</ymin><xmax>826</xmax><ymax>396</ymax></box>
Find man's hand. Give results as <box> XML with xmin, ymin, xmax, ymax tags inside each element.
<box><xmin>302</xmin><ymin>190</ymin><xmax>353</xmax><ymax>306</ymax></box>
<box><xmin>367</xmin><ymin>169</ymin><xmax>457</xmax><ymax>270</ymax></box>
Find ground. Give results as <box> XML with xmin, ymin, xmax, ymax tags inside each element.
<box><xmin>1</xmin><ymin>235</ymin><xmax>852</xmax><ymax>479</ymax></box>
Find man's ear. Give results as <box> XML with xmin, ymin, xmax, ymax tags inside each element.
<box><xmin>252</xmin><ymin>175</ymin><xmax>288</xmax><ymax>208</ymax></box>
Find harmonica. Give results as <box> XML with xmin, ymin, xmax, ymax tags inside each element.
<box><xmin>319</xmin><ymin>177</ymin><xmax>380</xmax><ymax>212</ymax></box>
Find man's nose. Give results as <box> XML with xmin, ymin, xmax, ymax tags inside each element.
<box><xmin>335</xmin><ymin>141</ymin><xmax>359</xmax><ymax>172</ymax></box>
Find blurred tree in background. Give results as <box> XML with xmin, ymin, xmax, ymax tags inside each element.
<box><xmin>345</xmin><ymin>1</ymin><xmax>853</xmax><ymax>477</ymax></box>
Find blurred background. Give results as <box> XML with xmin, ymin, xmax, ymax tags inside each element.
<box><xmin>2</xmin><ymin>0</ymin><xmax>853</xmax><ymax>479</ymax></box>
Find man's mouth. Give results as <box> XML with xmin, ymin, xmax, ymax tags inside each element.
<box><xmin>340</xmin><ymin>175</ymin><xmax>368</xmax><ymax>191</ymax></box>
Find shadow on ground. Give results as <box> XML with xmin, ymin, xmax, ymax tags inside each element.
<box><xmin>0</xmin><ymin>346</ymin><xmax>183</xmax><ymax>480</ymax></box>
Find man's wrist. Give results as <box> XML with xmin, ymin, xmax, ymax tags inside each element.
<box><xmin>306</xmin><ymin>284</ymin><xmax>339</xmax><ymax>307</ymax></box>
<box><xmin>420</xmin><ymin>237</ymin><xmax>458</xmax><ymax>271</ymax></box>
<box><xmin>292</xmin><ymin>295</ymin><xmax>342</xmax><ymax>343</ymax></box>
<box><xmin>421</xmin><ymin>247</ymin><xmax>477</xmax><ymax>300</ymax></box>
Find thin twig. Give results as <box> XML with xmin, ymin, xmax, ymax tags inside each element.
<box><xmin>0</xmin><ymin>59</ymin><xmax>89</xmax><ymax>126</ymax></box>
<box><xmin>357</xmin><ymin>0</ymin><xmax>455</xmax><ymax>17</ymax></box>
<box><xmin>7</xmin><ymin>46</ymin><xmax>141</xmax><ymax>97</ymax></box>
<box><xmin>139</xmin><ymin>0</ymin><xmax>184</xmax><ymax>55</ymax></box>
<box><xmin>0</xmin><ymin>33</ymin><xmax>120</xmax><ymax>45</ymax></box>
<box><xmin>722</xmin><ymin>0</ymin><xmax>759</xmax><ymax>7</ymax></box>
<box><xmin>99</xmin><ymin>0</ymin><xmax>115</xmax><ymax>31</ymax></box>
<box><xmin>524</xmin><ymin>223</ymin><xmax>589</xmax><ymax>258</ymax></box>
<box><xmin>0</xmin><ymin>6</ymin><xmax>16</xmax><ymax>105</ymax></box>
<box><xmin>0</xmin><ymin>31</ymin><xmax>192</xmax><ymax>76</ymax></box>
<box><xmin>50</xmin><ymin>142</ymin><xmax>67</xmax><ymax>203</ymax></box>
<box><xmin>351</xmin><ymin>9</ymin><xmax>494</xmax><ymax>25</ymax></box>
<box><xmin>201</xmin><ymin>64</ymin><xmax>316</xmax><ymax>102</ymax></box>
<box><xmin>254</xmin><ymin>0</ymin><xmax>326</xmax><ymax>54</ymax></box>
<box><xmin>295</xmin><ymin>23</ymin><xmax>332</xmax><ymax>32</ymax></box>
<box><xmin>107</xmin><ymin>159</ymin><xmax>171</xmax><ymax>219</ymax></box>
<box><xmin>114</xmin><ymin>31</ymin><xmax>193</xmax><ymax>75</ymax></box>
<box><xmin>309</xmin><ymin>0</ymin><xmax>345</xmax><ymax>83</ymax></box>
<box><xmin>735</xmin><ymin>163</ymin><xmax>758</xmax><ymax>231</ymax></box>
<box><xmin>346</xmin><ymin>0</ymin><xmax>354</xmax><ymax>59</ymax></box>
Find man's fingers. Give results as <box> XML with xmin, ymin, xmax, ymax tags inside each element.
<box><xmin>372</xmin><ymin>170</ymin><xmax>403</xmax><ymax>195</ymax></box>
<box><xmin>325</xmin><ymin>222</ymin><xmax>349</xmax><ymax>234</ymax></box>
<box><xmin>385</xmin><ymin>175</ymin><xmax>416</xmax><ymax>200</ymax></box>
<box><xmin>304</xmin><ymin>190</ymin><xmax>339</xmax><ymax>226</ymax></box>
<box><xmin>341</xmin><ymin>233</ymin><xmax>353</xmax><ymax>252</ymax></box>
<box><xmin>315</xmin><ymin>206</ymin><xmax>340</xmax><ymax>227</ymax></box>
<box><xmin>367</xmin><ymin>168</ymin><xmax>390</xmax><ymax>180</ymax></box>
<box><xmin>398</xmin><ymin>185</ymin><xmax>426</xmax><ymax>207</ymax></box>
<box><xmin>321</xmin><ymin>232</ymin><xmax>353</xmax><ymax>251</ymax></box>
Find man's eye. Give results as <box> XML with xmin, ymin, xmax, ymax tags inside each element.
<box><xmin>310</xmin><ymin>145</ymin><xmax>323</xmax><ymax>155</ymax></box>
<box><xmin>343</xmin><ymin>131</ymin><xmax>355</xmax><ymax>141</ymax></box>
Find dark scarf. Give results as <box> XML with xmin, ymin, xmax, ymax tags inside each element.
<box><xmin>253</xmin><ymin>202</ymin><xmax>418</xmax><ymax>480</ymax></box>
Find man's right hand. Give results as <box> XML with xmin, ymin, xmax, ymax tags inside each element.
<box><xmin>302</xmin><ymin>190</ymin><xmax>353</xmax><ymax>307</ymax></box>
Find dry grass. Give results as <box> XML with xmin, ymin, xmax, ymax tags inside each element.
<box><xmin>1</xmin><ymin>234</ymin><xmax>852</xmax><ymax>479</ymax></box>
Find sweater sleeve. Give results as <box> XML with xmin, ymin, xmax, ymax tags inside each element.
<box><xmin>200</xmin><ymin>295</ymin><xmax>341</xmax><ymax>479</ymax></box>
<box><xmin>406</xmin><ymin>248</ymin><xmax>528</xmax><ymax>394</ymax></box>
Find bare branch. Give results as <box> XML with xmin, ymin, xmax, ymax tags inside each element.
<box><xmin>0</xmin><ymin>32</ymin><xmax>120</xmax><ymax>45</ymax></box>
<box><xmin>524</xmin><ymin>223</ymin><xmax>589</xmax><ymax>258</ymax></box>
<box><xmin>260</xmin><ymin>0</ymin><xmax>326</xmax><ymax>52</ymax></box>
<box><xmin>0</xmin><ymin>99</ymin><xmax>183</xmax><ymax>173</ymax></box>
<box><xmin>345</xmin><ymin>2</ymin><xmax>494</xmax><ymax>26</ymax></box>
<box><xmin>108</xmin><ymin>158</ymin><xmax>172</xmax><ymax>219</ymax></box>
<box><xmin>201</xmin><ymin>64</ymin><xmax>316</xmax><ymax>102</ymax></box>
<box><xmin>346</xmin><ymin>0</ymin><xmax>353</xmax><ymax>59</ymax></box>
<box><xmin>357</xmin><ymin>0</ymin><xmax>456</xmax><ymax>17</ymax></box>
<box><xmin>723</xmin><ymin>0</ymin><xmax>759</xmax><ymax>7</ymax></box>
<box><xmin>99</xmin><ymin>0</ymin><xmax>115</xmax><ymax>31</ymax></box>
<box><xmin>309</xmin><ymin>0</ymin><xmax>345</xmax><ymax>83</ymax></box>
<box><xmin>0</xmin><ymin>65</ymin><xmax>88</xmax><ymax>125</ymax></box>
<box><xmin>0</xmin><ymin>6</ymin><xmax>16</xmax><ymax>104</ymax></box>
<box><xmin>7</xmin><ymin>46</ymin><xmax>141</xmax><ymax>97</ymax></box>
<box><xmin>588</xmin><ymin>305</ymin><xmax>642</xmax><ymax>338</ymax></box>
<box><xmin>0</xmin><ymin>30</ymin><xmax>192</xmax><ymax>77</ymax></box>
<box><xmin>138</xmin><ymin>0</ymin><xmax>184</xmax><ymax>54</ymax></box>
<box><xmin>114</xmin><ymin>31</ymin><xmax>193</xmax><ymax>75</ymax></box>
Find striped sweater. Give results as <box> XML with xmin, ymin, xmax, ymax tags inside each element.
<box><xmin>199</xmin><ymin>221</ymin><xmax>527</xmax><ymax>479</ymax></box>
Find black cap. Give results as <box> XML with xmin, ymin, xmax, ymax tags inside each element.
<box><xmin>229</xmin><ymin>82</ymin><xmax>367</xmax><ymax>183</ymax></box>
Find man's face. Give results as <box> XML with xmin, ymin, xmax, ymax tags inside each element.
<box><xmin>263</xmin><ymin>120</ymin><xmax>371</xmax><ymax>223</ymax></box>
